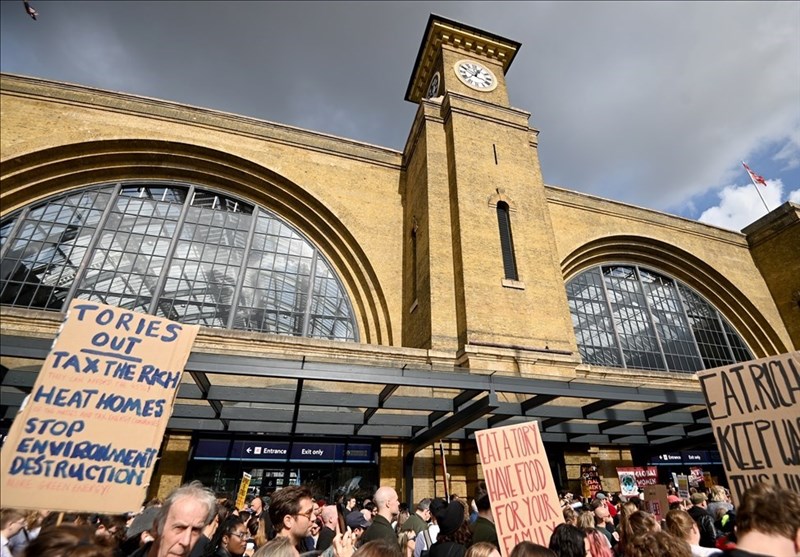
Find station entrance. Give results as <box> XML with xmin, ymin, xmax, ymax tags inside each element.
<box><xmin>184</xmin><ymin>437</ymin><xmax>380</xmax><ymax>502</ymax></box>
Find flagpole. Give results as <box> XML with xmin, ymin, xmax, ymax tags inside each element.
<box><xmin>742</xmin><ymin>161</ymin><xmax>770</xmax><ymax>212</ymax></box>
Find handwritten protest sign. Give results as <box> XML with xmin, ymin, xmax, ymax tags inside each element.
<box><xmin>475</xmin><ymin>421</ymin><xmax>563</xmax><ymax>557</ymax></box>
<box><xmin>580</xmin><ymin>463</ymin><xmax>602</xmax><ymax>499</ymax></box>
<box><xmin>0</xmin><ymin>300</ymin><xmax>198</xmax><ymax>513</ymax></box>
<box><xmin>697</xmin><ymin>351</ymin><xmax>800</xmax><ymax>506</ymax></box>
<box><xmin>236</xmin><ymin>472</ymin><xmax>252</xmax><ymax>510</ymax></box>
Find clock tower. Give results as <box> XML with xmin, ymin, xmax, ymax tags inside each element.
<box><xmin>401</xmin><ymin>15</ymin><xmax>579</xmax><ymax>367</ymax></box>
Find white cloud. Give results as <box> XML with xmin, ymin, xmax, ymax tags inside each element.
<box><xmin>698</xmin><ymin>180</ymin><xmax>788</xmax><ymax>231</ymax></box>
<box><xmin>789</xmin><ymin>189</ymin><xmax>800</xmax><ymax>204</ymax></box>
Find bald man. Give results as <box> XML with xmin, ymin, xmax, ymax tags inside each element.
<box><xmin>316</xmin><ymin>505</ymin><xmax>338</xmax><ymax>552</ymax></box>
<box><xmin>361</xmin><ymin>486</ymin><xmax>400</xmax><ymax>545</ymax></box>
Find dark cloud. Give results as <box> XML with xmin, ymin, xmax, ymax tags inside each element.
<box><xmin>2</xmin><ymin>1</ymin><xmax>798</xmax><ymax>218</ymax></box>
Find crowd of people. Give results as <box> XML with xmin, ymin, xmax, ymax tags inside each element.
<box><xmin>1</xmin><ymin>480</ymin><xmax>798</xmax><ymax>557</ymax></box>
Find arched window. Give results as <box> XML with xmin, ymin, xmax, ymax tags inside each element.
<box><xmin>565</xmin><ymin>265</ymin><xmax>751</xmax><ymax>372</ymax></box>
<box><xmin>496</xmin><ymin>201</ymin><xmax>518</xmax><ymax>281</ymax></box>
<box><xmin>0</xmin><ymin>182</ymin><xmax>358</xmax><ymax>341</ymax></box>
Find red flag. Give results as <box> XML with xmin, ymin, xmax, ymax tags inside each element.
<box><xmin>742</xmin><ymin>162</ymin><xmax>767</xmax><ymax>187</ymax></box>
<box><xmin>23</xmin><ymin>1</ymin><xmax>38</xmax><ymax>20</ymax></box>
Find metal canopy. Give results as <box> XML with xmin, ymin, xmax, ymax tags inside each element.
<box><xmin>1</xmin><ymin>334</ymin><xmax>713</xmax><ymax>448</ymax></box>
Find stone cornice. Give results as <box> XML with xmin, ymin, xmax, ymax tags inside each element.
<box><xmin>545</xmin><ymin>185</ymin><xmax>749</xmax><ymax>248</ymax></box>
<box><xmin>1</xmin><ymin>73</ymin><xmax>403</xmax><ymax>170</ymax></box>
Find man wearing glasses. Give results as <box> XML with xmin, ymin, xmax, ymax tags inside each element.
<box><xmin>268</xmin><ymin>485</ymin><xmax>316</xmax><ymax>552</ymax></box>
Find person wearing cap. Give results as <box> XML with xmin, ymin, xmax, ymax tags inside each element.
<box><xmin>345</xmin><ymin>511</ymin><xmax>371</xmax><ymax>545</ymax></box>
<box><xmin>429</xmin><ymin>500</ymin><xmax>469</xmax><ymax>557</ymax></box>
<box><xmin>361</xmin><ymin>487</ymin><xmax>400</xmax><ymax>546</ymax></box>
<box><xmin>687</xmin><ymin>492</ymin><xmax>717</xmax><ymax>549</ymax></box>
<box><xmin>400</xmin><ymin>499</ymin><xmax>432</xmax><ymax>535</ymax></box>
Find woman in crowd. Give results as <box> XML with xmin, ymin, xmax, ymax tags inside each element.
<box><xmin>352</xmin><ymin>540</ymin><xmax>402</xmax><ymax>557</ymax></box>
<box><xmin>429</xmin><ymin>500</ymin><xmax>471</xmax><ymax>557</ymax></box>
<box><xmin>465</xmin><ymin>541</ymin><xmax>501</xmax><ymax>557</ymax></box>
<box><xmin>614</xmin><ymin>511</ymin><xmax>658</xmax><ymax>557</ymax></box>
<box><xmin>621</xmin><ymin>532</ymin><xmax>691</xmax><ymax>557</ymax></box>
<box><xmin>664</xmin><ymin>510</ymin><xmax>722</xmax><ymax>557</ymax></box>
<box><xmin>510</xmin><ymin>541</ymin><xmax>556</xmax><ymax>557</ymax></box>
<box><xmin>211</xmin><ymin>516</ymin><xmax>251</xmax><ymax>557</ymax></box>
<box><xmin>253</xmin><ymin>535</ymin><xmax>298</xmax><ymax>557</ymax></box>
<box><xmin>583</xmin><ymin>529</ymin><xmax>613</xmax><ymax>557</ymax></box>
<box><xmin>547</xmin><ymin>523</ymin><xmax>588</xmax><ymax>557</ymax></box>
<box><xmin>22</xmin><ymin>524</ymin><xmax>113</xmax><ymax>557</ymax></box>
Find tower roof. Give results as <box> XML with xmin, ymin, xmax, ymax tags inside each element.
<box><xmin>405</xmin><ymin>14</ymin><xmax>521</xmax><ymax>103</ymax></box>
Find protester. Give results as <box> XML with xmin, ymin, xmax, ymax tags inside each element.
<box><xmin>21</xmin><ymin>524</ymin><xmax>113</xmax><ymax>557</ymax></box>
<box><xmin>268</xmin><ymin>486</ymin><xmax>316</xmax><ymax>553</ymax></box>
<box><xmin>615</xmin><ymin>511</ymin><xmax>659</xmax><ymax>557</ymax></box>
<box><xmin>210</xmin><ymin>516</ymin><xmax>250</xmax><ymax>557</ymax></box>
<box><xmin>120</xmin><ymin>507</ymin><xmax>160</xmax><ymax>556</ymax></box>
<box><xmin>509</xmin><ymin>541</ymin><xmax>556</xmax><ymax>557</ymax></box>
<box><xmin>687</xmin><ymin>493</ymin><xmax>717</xmax><ymax>549</ymax></box>
<box><xmin>128</xmin><ymin>481</ymin><xmax>217</xmax><ymax>557</ymax></box>
<box><xmin>413</xmin><ymin>498</ymin><xmax>446</xmax><ymax>557</ymax></box>
<box><xmin>352</xmin><ymin>539</ymin><xmax>402</xmax><ymax>557</ymax></box>
<box><xmin>465</xmin><ymin>541</ymin><xmax>501</xmax><ymax>557</ymax></box>
<box><xmin>547</xmin><ymin>523</ymin><xmax>587</xmax><ymax>557</ymax></box>
<box><xmin>722</xmin><ymin>482</ymin><xmax>800</xmax><ymax>557</ymax></box>
<box><xmin>1</xmin><ymin>510</ymin><xmax>25</xmax><ymax>557</ymax></box>
<box><xmin>253</xmin><ymin>535</ymin><xmax>298</xmax><ymax>557</ymax></box>
<box><xmin>469</xmin><ymin>495</ymin><xmax>497</xmax><ymax>548</ymax></box>
<box><xmin>400</xmin><ymin>500</ymin><xmax>431</xmax><ymax>536</ymax></box>
<box><xmin>344</xmin><ymin>511</ymin><xmax>371</xmax><ymax>547</ymax></box>
<box><xmin>429</xmin><ymin>500</ymin><xmax>470</xmax><ymax>557</ymax></box>
<box><xmin>584</xmin><ymin>528</ymin><xmax>613</xmax><ymax>557</ymax></box>
<box><xmin>622</xmin><ymin>531</ymin><xmax>691</xmax><ymax>557</ymax></box>
<box><xmin>664</xmin><ymin>509</ymin><xmax>722</xmax><ymax>557</ymax></box>
<box><xmin>7</xmin><ymin>509</ymin><xmax>48</xmax><ymax>557</ymax></box>
<box><xmin>362</xmin><ymin>488</ymin><xmax>400</xmax><ymax>546</ymax></box>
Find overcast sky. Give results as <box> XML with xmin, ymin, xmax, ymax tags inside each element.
<box><xmin>2</xmin><ymin>1</ymin><xmax>798</xmax><ymax>231</ymax></box>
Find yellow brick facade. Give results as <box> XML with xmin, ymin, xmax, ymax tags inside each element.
<box><xmin>1</xmin><ymin>15</ymin><xmax>797</xmax><ymax>503</ymax></box>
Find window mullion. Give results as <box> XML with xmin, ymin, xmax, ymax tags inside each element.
<box><xmin>226</xmin><ymin>207</ymin><xmax>259</xmax><ymax>329</ymax></box>
<box><xmin>147</xmin><ymin>184</ymin><xmax>195</xmax><ymax>315</ymax></box>
<box><xmin>600</xmin><ymin>269</ymin><xmax>627</xmax><ymax>368</ymax></box>
<box><xmin>301</xmin><ymin>249</ymin><xmax>319</xmax><ymax>337</ymax></box>
<box><xmin>64</xmin><ymin>183</ymin><xmax>123</xmax><ymax>308</ymax></box>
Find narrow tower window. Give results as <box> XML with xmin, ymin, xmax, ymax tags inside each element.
<box><xmin>496</xmin><ymin>202</ymin><xmax>518</xmax><ymax>280</ymax></box>
<box><xmin>411</xmin><ymin>222</ymin><xmax>418</xmax><ymax>301</ymax></box>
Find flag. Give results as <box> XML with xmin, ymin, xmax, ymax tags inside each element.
<box><xmin>742</xmin><ymin>162</ymin><xmax>767</xmax><ymax>187</ymax></box>
<box><xmin>23</xmin><ymin>1</ymin><xmax>38</xmax><ymax>20</ymax></box>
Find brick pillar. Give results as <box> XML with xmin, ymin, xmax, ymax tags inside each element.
<box><xmin>149</xmin><ymin>433</ymin><xmax>192</xmax><ymax>501</ymax></box>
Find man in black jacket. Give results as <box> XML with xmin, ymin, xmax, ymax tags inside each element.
<box><xmin>687</xmin><ymin>492</ymin><xmax>717</xmax><ymax>548</ymax></box>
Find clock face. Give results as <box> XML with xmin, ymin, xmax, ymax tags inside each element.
<box><xmin>427</xmin><ymin>72</ymin><xmax>440</xmax><ymax>98</ymax></box>
<box><xmin>454</xmin><ymin>60</ymin><xmax>497</xmax><ymax>91</ymax></box>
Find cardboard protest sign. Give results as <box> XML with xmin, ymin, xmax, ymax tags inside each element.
<box><xmin>642</xmin><ymin>484</ymin><xmax>668</xmax><ymax>522</ymax></box>
<box><xmin>697</xmin><ymin>351</ymin><xmax>800</xmax><ymax>506</ymax></box>
<box><xmin>236</xmin><ymin>472</ymin><xmax>252</xmax><ymax>510</ymax></box>
<box><xmin>0</xmin><ymin>300</ymin><xmax>199</xmax><ymax>513</ymax></box>
<box><xmin>580</xmin><ymin>463</ymin><xmax>602</xmax><ymax>499</ymax></box>
<box><xmin>475</xmin><ymin>421</ymin><xmax>563</xmax><ymax>557</ymax></box>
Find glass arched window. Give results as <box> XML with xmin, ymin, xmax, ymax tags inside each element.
<box><xmin>565</xmin><ymin>265</ymin><xmax>751</xmax><ymax>372</ymax></box>
<box><xmin>497</xmin><ymin>201</ymin><xmax>518</xmax><ymax>281</ymax></box>
<box><xmin>0</xmin><ymin>182</ymin><xmax>358</xmax><ymax>341</ymax></box>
